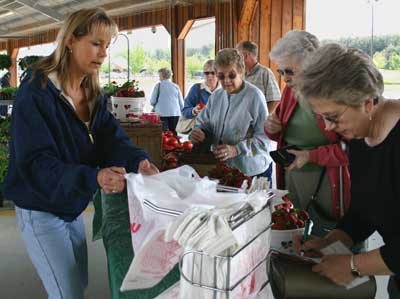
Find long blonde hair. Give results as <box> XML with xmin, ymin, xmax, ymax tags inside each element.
<box><xmin>32</xmin><ymin>8</ymin><xmax>118</xmax><ymax>101</ymax></box>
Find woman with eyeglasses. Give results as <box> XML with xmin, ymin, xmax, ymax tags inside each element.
<box><xmin>190</xmin><ymin>48</ymin><xmax>272</xmax><ymax>180</ymax></box>
<box><xmin>264</xmin><ymin>30</ymin><xmax>351</xmax><ymax>237</ymax></box>
<box><xmin>295</xmin><ymin>43</ymin><xmax>400</xmax><ymax>299</ymax></box>
<box><xmin>181</xmin><ymin>59</ymin><xmax>220</xmax><ymax>121</ymax></box>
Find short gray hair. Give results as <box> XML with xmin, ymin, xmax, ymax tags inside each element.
<box><xmin>297</xmin><ymin>43</ymin><xmax>384</xmax><ymax>107</ymax></box>
<box><xmin>236</xmin><ymin>41</ymin><xmax>258</xmax><ymax>57</ymax></box>
<box><xmin>215</xmin><ymin>48</ymin><xmax>245</xmax><ymax>73</ymax></box>
<box><xmin>270</xmin><ymin>30</ymin><xmax>320</xmax><ymax>64</ymax></box>
<box><xmin>203</xmin><ymin>59</ymin><xmax>216</xmax><ymax>71</ymax></box>
<box><xmin>158</xmin><ymin>68</ymin><xmax>172</xmax><ymax>79</ymax></box>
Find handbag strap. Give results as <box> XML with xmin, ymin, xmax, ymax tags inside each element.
<box><xmin>306</xmin><ymin>167</ymin><xmax>326</xmax><ymax>211</ymax></box>
<box><xmin>154</xmin><ymin>82</ymin><xmax>161</xmax><ymax>106</ymax></box>
<box><xmin>197</xmin><ymin>83</ymin><xmax>202</xmax><ymax>101</ymax></box>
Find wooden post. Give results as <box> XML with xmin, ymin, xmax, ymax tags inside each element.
<box><xmin>238</xmin><ymin>0</ymin><xmax>257</xmax><ymax>42</ymax></box>
<box><xmin>7</xmin><ymin>45</ymin><xmax>19</xmax><ymax>88</ymax></box>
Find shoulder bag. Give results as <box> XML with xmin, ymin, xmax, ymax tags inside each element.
<box><xmin>269</xmin><ymin>253</ymin><xmax>376</xmax><ymax>299</ymax></box>
<box><xmin>151</xmin><ymin>82</ymin><xmax>161</xmax><ymax>112</ymax></box>
<box><xmin>176</xmin><ymin>83</ymin><xmax>202</xmax><ymax>134</ymax></box>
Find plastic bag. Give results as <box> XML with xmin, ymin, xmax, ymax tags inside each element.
<box><xmin>121</xmin><ymin>166</ymin><xmax>252</xmax><ymax>291</ymax></box>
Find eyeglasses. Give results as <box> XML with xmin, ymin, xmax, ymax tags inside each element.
<box><xmin>277</xmin><ymin>68</ymin><xmax>295</xmax><ymax>76</ymax></box>
<box><xmin>217</xmin><ymin>72</ymin><xmax>237</xmax><ymax>81</ymax></box>
<box><xmin>315</xmin><ymin>106</ymin><xmax>349</xmax><ymax>124</ymax></box>
<box><xmin>204</xmin><ymin>71</ymin><xmax>215</xmax><ymax>76</ymax></box>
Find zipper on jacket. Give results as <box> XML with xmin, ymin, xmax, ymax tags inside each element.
<box><xmin>219</xmin><ymin>94</ymin><xmax>231</xmax><ymax>142</ymax></box>
<box><xmin>59</xmin><ymin>94</ymin><xmax>100</xmax><ymax>145</ymax></box>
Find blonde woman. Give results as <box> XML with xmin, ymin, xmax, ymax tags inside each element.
<box><xmin>4</xmin><ymin>8</ymin><xmax>157</xmax><ymax>299</ymax></box>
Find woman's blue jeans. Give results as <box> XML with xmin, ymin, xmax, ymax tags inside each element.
<box><xmin>15</xmin><ymin>207</ymin><xmax>88</xmax><ymax>299</ymax></box>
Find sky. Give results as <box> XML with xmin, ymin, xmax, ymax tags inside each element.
<box><xmin>306</xmin><ymin>0</ymin><xmax>400</xmax><ymax>39</ymax></box>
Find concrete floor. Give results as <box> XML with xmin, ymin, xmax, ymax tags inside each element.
<box><xmin>0</xmin><ymin>203</ymin><xmax>110</xmax><ymax>299</ymax></box>
<box><xmin>0</xmin><ymin>201</ymin><xmax>391</xmax><ymax>299</ymax></box>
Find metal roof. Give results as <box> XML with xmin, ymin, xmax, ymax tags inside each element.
<box><xmin>0</xmin><ymin>0</ymin><xmax>211</xmax><ymax>39</ymax></box>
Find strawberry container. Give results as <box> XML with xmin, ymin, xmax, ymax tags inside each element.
<box><xmin>111</xmin><ymin>96</ymin><xmax>146</xmax><ymax>121</ymax></box>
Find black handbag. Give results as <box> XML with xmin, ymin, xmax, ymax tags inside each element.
<box><xmin>269</xmin><ymin>253</ymin><xmax>377</xmax><ymax>299</ymax></box>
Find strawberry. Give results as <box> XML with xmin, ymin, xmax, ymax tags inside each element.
<box><xmin>296</xmin><ymin>219</ymin><xmax>305</xmax><ymax>228</ymax></box>
<box><xmin>272</xmin><ymin>223</ymin><xmax>285</xmax><ymax>230</ymax></box>
<box><xmin>299</xmin><ymin>209</ymin><xmax>309</xmax><ymax>221</ymax></box>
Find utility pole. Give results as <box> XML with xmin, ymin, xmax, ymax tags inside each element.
<box><xmin>369</xmin><ymin>0</ymin><xmax>379</xmax><ymax>57</ymax></box>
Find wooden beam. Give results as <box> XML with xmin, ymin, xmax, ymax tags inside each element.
<box><xmin>7</xmin><ymin>48</ymin><xmax>19</xmax><ymax>88</ymax></box>
<box><xmin>238</xmin><ymin>0</ymin><xmax>257</xmax><ymax>42</ymax></box>
<box><xmin>177</xmin><ymin>20</ymin><xmax>194</xmax><ymax>40</ymax></box>
<box><xmin>293</xmin><ymin>0</ymin><xmax>304</xmax><ymax>29</ymax></box>
<box><xmin>259</xmin><ymin>0</ymin><xmax>271</xmax><ymax>66</ymax></box>
<box><xmin>281</xmin><ymin>0</ymin><xmax>293</xmax><ymax>36</ymax></box>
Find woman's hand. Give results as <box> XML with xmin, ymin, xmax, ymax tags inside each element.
<box><xmin>213</xmin><ymin>144</ymin><xmax>238</xmax><ymax>161</ymax></box>
<box><xmin>138</xmin><ymin>159</ymin><xmax>159</xmax><ymax>175</ymax></box>
<box><xmin>286</xmin><ymin>149</ymin><xmax>310</xmax><ymax>170</ymax></box>
<box><xmin>312</xmin><ymin>255</ymin><xmax>356</xmax><ymax>286</ymax></box>
<box><xmin>190</xmin><ymin>128</ymin><xmax>206</xmax><ymax>144</ymax></box>
<box><xmin>264</xmin><ymin>112</ymin><xmax>282</xmax><ymax>134</ymax></box>
<box><xmin>97</xmin><ymin>166</ymin><xmax>126</xmax><ymax>194</ymax></box>
<box><xmin>192</xmin><ymin>106</ymin><xmax>201</xmax><ymax>116</ymax></box>
<box><xmin>293</xmin><ymin>234</ymin><xmax>330</xmax><ymax>257</ymax></box>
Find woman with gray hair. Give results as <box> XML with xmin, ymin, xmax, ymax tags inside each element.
<box><xmin>150</xmin><ymin>67</ymin><xmax>184</xmax><ymax>135</ymax></box>
<box><xmin>264</xmin><ymin>30</ymin><xmax>350</xmax><ymax>237</ymax></box>
<box><xmin>190</xmin><ymin>48</ymin><xmax>272</xmax><ymax>180</ymax></box>
<box><xmin>295</xmin><ymin>43</ymin><xmax>400</xmax><ymax>298</ymax></box>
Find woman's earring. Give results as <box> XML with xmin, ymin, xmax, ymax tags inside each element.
<box><xmin>69</xmin><ymin>48</ymin><xmax>72</xmax><ymax>54</ymax></box>
<box><xmin>369</xmin><ymin>114</ymin><xmax>372</xmax><ymax>121</ymax></box>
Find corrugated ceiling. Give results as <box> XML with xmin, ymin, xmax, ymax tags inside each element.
<box><xmin>0</xmin><ymin>0</ymin><xmax>222</xmax><ymax>39</ymax></box>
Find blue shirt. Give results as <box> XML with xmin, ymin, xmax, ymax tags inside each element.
<box><xmin>150</xmin><ymin>80</ymin><xmax>184</xmax><ymax>117</ymax></box>
<box><xmin>182</xmin><ymin>82</ymin><xmax>220</xmax><ymax>119</ymax></box>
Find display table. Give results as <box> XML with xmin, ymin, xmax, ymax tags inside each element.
<box><xmin>176</xmin><ymin>151</ymin><xmax>217</xmax><ymax>175</ymax></box>
<box><xmin>120</xmin><ymin>122</ymin><xmax>163</xmax><ymax>168</ymax></box>
<box><xmin>92</xmin><ymin>190</ymin><xmax>180</xmax><ymax>299</ymax></box>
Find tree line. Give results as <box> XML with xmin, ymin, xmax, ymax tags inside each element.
<box><xmin>323</xmin><ymin>35</ymin><xmax>400</xmax><ymax>70</ymax></box>
<box><xmin>101</xmin><ymin>44</ymin><xmax>214</xmax><ymax>78</ymax></box>
<box><xmin>101</xmin><ymin>35</ymin><xmax>400</xmax><ymax>77</ymax></box>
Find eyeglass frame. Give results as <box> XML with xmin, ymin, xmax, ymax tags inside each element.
<box><xmin>203</xmin><ymin>71</ymin><xmax>216</xmax><ymax>76</ymax></box>
<box><xmin>277</xmin><ymin>68</ymin><xmax>295</xmax><ymax>76</ymax></box>
<box><xmin>315</xmin><ymin>105</ymin><xmax>349</xmax><ymax>124</ymax></box>
<box><xmin>216</xmin><ymin>72</ymin><xmax>238</xmax><ymax>81</ymax></box>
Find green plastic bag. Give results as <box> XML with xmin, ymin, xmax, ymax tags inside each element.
<box><xmin>92</xmin><ymin>190</ymin><xmax>180</xmax><ymax>299</ymax></box>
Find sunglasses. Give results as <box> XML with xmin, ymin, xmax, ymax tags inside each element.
<box><xmin>203</xmin><ymin>71</ymin><xmax>215</xmax><ymax>76</ymax></box>
<box><xmin>277</xmin><ymin>68</ymin><xmax>295</xmax><ymax>76</ymax></box>
<box><xmin>217</xmin><ymin>72</ymin><xmax>237</xmax><ymax>80</ymax></box>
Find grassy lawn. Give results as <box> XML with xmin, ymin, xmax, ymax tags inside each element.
<box><xmin>379</xmin><ymin>70</ymin><xmax>400</xmax><ymax>98</ymax></box>
<box><xmin>380</xmin><ymin>69</ymin><xmax>400</xmax><ymax>85</ymax></box>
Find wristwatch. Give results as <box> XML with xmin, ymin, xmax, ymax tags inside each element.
<box><xmin>350</xmin><ymin>254</ymin><xmax>361</xmax><ymax>277</ymax></box>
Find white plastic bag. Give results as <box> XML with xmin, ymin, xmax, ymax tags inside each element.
<box><xmin>121</xmin><ymin>166</ymin><xmax>273</xmax><ymax>293</ymax></box>
<box><xmin>121</xmin><ymin>166</ymin><xmax>236</xmax><ymax>291</ymax></box>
